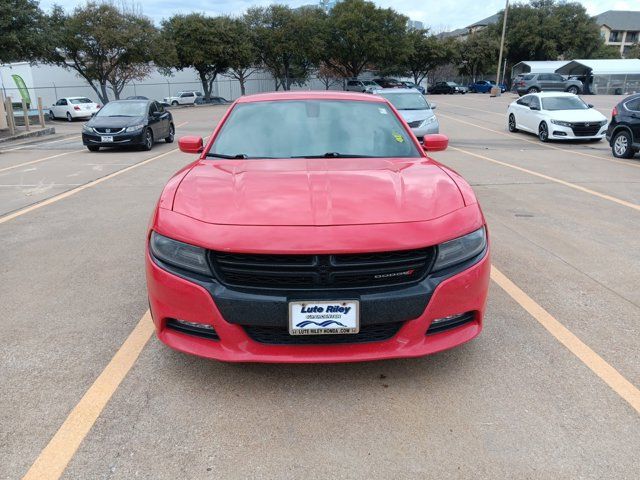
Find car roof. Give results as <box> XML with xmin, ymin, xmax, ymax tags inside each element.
<box><xmin>236</xmin><ymin>91</ymin><xmax>386</xmax><ymax>104</ymax></box>
<box><xmin>530</xmin><ymin>92</ymin><xmax>578</xmax><ymax>98</ymax></box>
<box><xmin>371</xmin><ymin>88</ymin><xmax>422</xmax><ymax>94</ymax></box>
<box><xmin>66</xmin><ymin>96</ymin><xmax>92</xmax><ymax>99</ymax></box>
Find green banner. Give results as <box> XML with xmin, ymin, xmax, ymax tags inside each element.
<box><xmin>11</xmin><ymin>74</ymin><xmax>32</xmax><ymax>105</ymax></box>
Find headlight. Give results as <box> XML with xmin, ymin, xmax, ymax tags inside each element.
<box><xmin>149</xmin><ymin>232</ymin><xmax>211</xmax><ymax>275</ymax></box>
<box><xmin>422</xmin><ymin>115</ymin><xmax>438</xmax><ymax>126</ymax></box>
<box><xmin>550</xmin><ymin>120</ymin><xmax>572</xmax><ymax>127</ymax></box>
<box><xmin>432</xmin><ymin>227</ymin><xmax>486</xmax><ymax>272</ymax></box>
<box><xmin>126</xmin><ymin>124</ymin><xmax>144</xmax><ymax>132</ymax></box>
<box><xmin>82</xmin><ymin>124</ymin><xmax>93</xmax><ymax>133</ymax></box>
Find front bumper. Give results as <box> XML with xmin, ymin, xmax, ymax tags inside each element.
<box><xmin>146</xmin><ymin>212</ymin><xmax>490</xmax><ymax>363</ymax></box>
<box><xmin>549</xmin><ymin>123</ymin><xmax>607</xmax><ymax>140</ymax></box>
<box><xmin>412</xmin><ymin>120</ymin><xmax>440</xmax><ymax>138</ymax></box>
<box><xmin>82</xmin><ymin>130</ymin><xmax>145</xmax><ymax>146</ymax></box>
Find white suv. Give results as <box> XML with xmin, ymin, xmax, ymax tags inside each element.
<box><xmin>163</xmin><ymin>91</ymin><xmax>201</xmax><ymax>106</ymax></box>
<box><xmin>345</xmin><ymin>80</ymin><xmax>381</xmax><ymax>93</ymax></box>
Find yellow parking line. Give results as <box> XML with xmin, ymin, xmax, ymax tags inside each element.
<box><xmin>450</xmin><ymin>146</ymin><xmax>640</xmax><ymax>212</ymax></box>
<box><xmin>21</xmin><ymin>311</ymin><xmax>154</xmax><ymax>480</ymax></box>
<box><xmin>435</xmin><ymin>99</ymin><xmax>505</xmax><ymax>117</ymax></box>
<box><xmin>438</xmin><ymin>112</ymin><xmax>640</xmax><ymax>169</ymax></box>
<box><xmin>0</xmin><ymin>150</ymin><xmax>85</xmax><ymax>173</ymax></box>
<box><xmin>0</xmin><ymin>148</ymin><xmax>179</xmax><ymax>225</ymax></box>
<box><xmin>491</xmin><ymin>266</ymin><xmax>640</xmax><ymax>414</ymax></box>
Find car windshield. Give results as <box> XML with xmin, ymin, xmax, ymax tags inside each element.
<box><xmin>378</xmin><ymin>92</ymin><xmax>430</xmax><ymax>111</ymax></box>
<box><xmin>542</xmin><ymin>96</ymin><xmax>588</xmax><ymax>111</ymax></box>
<box><xmin>363</xmin><ymin>81</ymin><xmax>378</xmax><ymax>86</ymax></box>
<box><xmin>95</xmin><ymin>101</ymin><xmax>147</xmax><ymax>117</ymax></box>
<box><xmin>70</xmin><ymin>98</ymin><xmax>92</xmax><ymax>104</ymax></box>
<box><xmin>209</xmin><ymin>100</ymin><xmax>420</xmax><ymax>159</ymax></box>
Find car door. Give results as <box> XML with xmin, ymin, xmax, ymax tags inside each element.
<box><xmin>625</xmin><ymin>98</ymin><xmax>640</xmax><ymax>142</ymax></box>
<box><xmin>513</xmin><ymin>95</ymin><xmax>532</xmax><ymax>131</ymax></box>
<box><xmin>155</xmin><ymin>102</ymin><xmax>170</xmax><ymax>137</ymax></box>
<box><xmin>524</xmin><ymin>95</ymin><xmax>543</xmax><ymax>131</ymax></box>
<box><xmin>147</xmin><ymin>102</ymin><xmax>161</xmax><ymax>138</ymax></box>
<box><xmin>54</xmin><ymin>98</ymin><xmax>68</xmax><ymax>117</ymax></box>
<box><xmin>547</xmin><ymin>74</ymin><xmax>565</xmax><ymax>91</ymax></box>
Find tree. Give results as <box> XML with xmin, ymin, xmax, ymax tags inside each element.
<box><xmin>107</xmin><ymin>63</ymin><xmax>152</xmax><ymax>99</ymax></box>
<box><xmin>0</xmin><ymin>0</ymin><xmax>46</xmax><ymax>63</ymax></box>
<box><xmin>227</xmin><ymin>18</ymin><xmax>259</xmax><ymax>96</ymax></box>
<box><xmin>246</xmin><ymin>5</ymin><xmax>325</xmax><ymax>91</ymax></box>
<box><xmin>627</xmin><ymin>44</ymin><xmax>640</xmax><ymax>59</ymax></box>
<box><xmin>404</xmin><ymin>30</ymin><xmax>452</xmax><ymax>85</ymax></box>
<box><xmin>316</xmin><ymin>64</ymin><xmax>342</xmax><ymax>90</ymax></box>
<box><xmin>43</xmin><ymin>2</ymin><xmax>160</xmax><ymax>104</ymax></box>
<box><xmin>453</xmin><ymin>32</ymin><xmax>499</xmax><ymax>80</ymax></box>
<box><xmin>323</xmin><ymin>0</ymin><xmax>409</xmax><ymax>78</ymax></box>
<box><xmin>161</xmin><ymin>14</ymin><xmax>238</xmax><ymax>101</ymax></box>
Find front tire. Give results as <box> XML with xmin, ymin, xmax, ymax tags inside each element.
<box><xmin>141</xmin><ymin>128</ymin><xmax>153</xmax><ymax>151</ymax></box>
<box><xmin>612</xmin><ymin>130</ymin><xmax>634</xmax><ymax>158</ymax></box>
<box><xmin>566</xmin><ymin>86</ymin><xmax>579</xmax><ymax>94</ymax></box>
<box><xmin>171</xmin><ymin>101</ymin><xmax>179</xmax><ymax>106</ymax></box>
<box><xmin>165</xmin><ymin>123</ymin><xmax>175</xmax><ymax>143</ymax></box>
<box><xmin>49</xmin><ymin>110</ymin><xmax>55</xmax><ymax>120</ymax></box>
<box><xmin>527</xmin><ymin>87</ymin><xmax>540</xmax><ymax>94</ymax></box>
<box><xmin>508</xmin><ymin>114</ymin><xmax>518</xmax><ymax>132</ymax></box>
<box><xmin>66</xmin><ymin>112</ymin><xmax>73</xmax><ymax>122</ymax></box>
<box><xmin>538</xmin><ymin>121</ymin><xmax>549</xmax><ymax>142</ymax></box>
<box><xmin>87</xmin><ymin>145</ymin><xmax>100</xmax><ymax>152</ymax></box>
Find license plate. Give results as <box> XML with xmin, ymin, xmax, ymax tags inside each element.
<box><xmin>101</xmin><ymin>136</ymin><xmax>113</xmax><ymax>142</ymax></box>
<box><xmin>289</xmin><ymin>300</ymin><xmax>359</xmax><ymax>335</ymax></box>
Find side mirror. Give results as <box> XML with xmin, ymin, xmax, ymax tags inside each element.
<box><xmin>587</xmin><ymin>104</ymin><xmax>594</xmax><ymax>108</ymax></box>
<box><xmin>530</xmin><ymin>105</ymin><xmax>540</xmax><ymax>111</ymax></box>
<box><xmin>178</xmin><ymin>136</ymin><xmax>203</xmax><ymax>154</ymax></box>
<box><xmin>422</xmin><ymin>134</ymin><xmax>448</xmax><ymax>152</ymax></box>
<box><xmin>430</xmin><ymin>103</ymin><xmax>437</xmax><ymax>110</ymax></box>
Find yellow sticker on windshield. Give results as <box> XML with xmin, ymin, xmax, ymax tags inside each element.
<box><xmin>392</xmin><ymin>132</ymin><xmax>404</xmax><ymax>143</ymax></box>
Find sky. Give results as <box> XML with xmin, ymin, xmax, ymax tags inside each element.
<box><xmin>37</xmin><ymin>0</ymin><xmax>638</xmax><ymax>31</ymax></box>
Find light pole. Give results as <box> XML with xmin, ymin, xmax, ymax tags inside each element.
<box><xmin>493</xmin><ymin>0</ymin><xmax>509</xmax><ymax>95</ymax></box>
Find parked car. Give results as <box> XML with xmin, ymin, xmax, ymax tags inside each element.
<box><xmin>126</xmin><ymin>95</ymin><xmax>149</xmax><ymax>100</ymax></box>
<box><xmin>513</xmin><ymin>73</ymin><xmax>582</xmax><ymax>96</ymax></box>
<box><xmin>400</xmin><ymin>81</ymin><xmax>426</xmax><ymax>94</ymax></box>
<box><xmin>81</xmin><ymin>99</ymin><xmax>174</xmax><ymax>152</ymax></box>
<box><xmin>468</xmin><ymin>80</ymin><xmax>506</xmax><ymax>93</ymax></box>
<box><xmin>49</xmin><ymin>97</ymin><xmax>101</xmax><ymax>121</ymax></box>
<box><xmin>372</xmin><ymin>78</ymin><xmax>404</xmax><ymax>89</ymax></box>
<box><xmin>507</xmin><ymin>92</ymin><xmax>607</xmax><ymax>142</ymax></box>
<box><xmin>427</xmin><ymin>82</ymin><xmax>467</xmax><ymax>94</ymax></box>
<box><xmin>373</xmin><ymin>88</ymin><xmax>439</xmax><ymax>140</ymax></box>
<box><xmin>163</xmin><ymin>91</ymin><xmax>200</xmax><ymax>106</ymax></box>
<box><xmin>199</xmin><ymin>96</ymin><xmax>231</xmax><ymax>105</ymax></box>
<box><xmin>147</xmin><ymin>91</ymin><xmax>489</xmax><ymax>363</ymax></box>
<box><xmin>606</xmin><ymin>94</ymin><xmax>640</xmax><ymax>158</ymax></box>
<box><xmin>345</xmin><ymin>79</ymin><xmax>381</xmax><ymax>93</ymax></box>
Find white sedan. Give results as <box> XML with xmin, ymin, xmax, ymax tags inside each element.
<box><xmin>507</xmin><ymin>92</ymin><xmax>608</xmax><ymax>142</ymax></box>
<box><xmin>49</xmin><ymin>97</ymin><xmax>101</xmax><ymax>121</ymax></box>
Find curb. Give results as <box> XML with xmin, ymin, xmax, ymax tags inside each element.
<box><xmin>0</xmin><ymin>127</ymin><xmax>56</xmax><ymax>144</ymax></box>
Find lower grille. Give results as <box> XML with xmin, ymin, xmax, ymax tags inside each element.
<box><xmin>426</xmin><ymin>312</ymin><xmax>475</xmax><ymax>335</ymax></box>
<box><xmin>570</xmin><ymin>122</ymin><xmax>602</xmax><ymax>137</ymax></box>
<box><xmin>244</xmin><ymin>322</ymin><xmax>403</xmax><ymax>345</ymax></box>
<box><xmin>209</xmin><ymin>248</ymin><xmax>435</xmax><ymax>291</ymax></box>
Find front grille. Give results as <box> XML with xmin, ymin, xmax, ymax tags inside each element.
<box><xmin>93</xmin><ymin>127</ymin><xmax>125</xmax><ymax>134</ymax></box>
<box><xmin>244</xmin><ymin>322</ymin><xmax>403</xmax><ymax>345</ymax></box>
<box><xmin>408</xmin><ymin>120</ymin><xmax>423</xmax><ymax>128</ymax></box>
<box><xmin>209</xmin><ymin>248</ymin><xmax>436</xmax><ymax>290</ymax></box>
<box><xmin>570</xmin><ymin>122</ymin><xmax>602</xmax><ymax>137</ymax></box>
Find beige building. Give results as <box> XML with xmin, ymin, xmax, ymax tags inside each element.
<box><xmin>595</xmin><ymin>10</ymin><xmax>640</xmax><ymax>57</ymax></box>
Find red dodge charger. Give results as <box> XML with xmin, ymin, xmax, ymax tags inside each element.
<box><xmin>146</xmin><ymin>91</ymin><xmax>490</xmax><ymax>363</ymax></box>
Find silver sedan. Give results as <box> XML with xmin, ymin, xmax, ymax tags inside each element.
<box><xmin>372</xmin><ymin>88</ymin><xmax>439</xmax><ymax>140</ymax></box>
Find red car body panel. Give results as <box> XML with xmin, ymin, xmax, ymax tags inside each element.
<box><xmin>146</xmin><ymin>91</ymin><xmax>490</xmax><ymax>363</ymax></box>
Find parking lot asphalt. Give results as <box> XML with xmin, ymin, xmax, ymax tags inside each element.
<box><xmin>1</xmin><ymin>96</ymin><xmax>639</xmax><ymax>479</ymax></box>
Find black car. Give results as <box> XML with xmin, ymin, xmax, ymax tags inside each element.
<box><xmin>82</xmin><ymin>100</ymin><xmax>174</xmax><ymax>152</ymax></box>
<box><xmin>125</xmin><ymin>95</ymin><xmax>149</xmax><ymax>100</ymax></box>
<box><xmin>607</xmin><ymin>94</ymin><xmax>640</xmax><ymax>159</ymax></box>
<box><xmin>427</xmin><ymin>82</ymin><xmax>467</xmax><ymax>94</ymax></box>
<box><xmin>372</xmin><ymin>78</ymin><xmax>403</xmax><ymax>89</ymax></box>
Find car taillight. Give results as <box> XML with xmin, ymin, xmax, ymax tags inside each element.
<box><xmin>74</xmin><ymin>106</ymin><xmax>80</xmax><ymax>110</ymax></box>
<box><xmin>612</xmin><ymin>106</ymin><xmax>618</xmax><ymax>117</ymax></box>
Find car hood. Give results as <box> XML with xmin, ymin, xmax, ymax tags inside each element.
<box><xmin>547</xmin><ymin>109</ymin><xmax>607</xmax><ymax>122</ymax></box>
<box><xmin>172</xmin><ymin>158</ymin><xmax>465</xmax><ymax>226</ymax></box>
<box><xmin>87</xmin><ymin>115</ymin><xmax>145</xmax><ymax>128</ymax></box>
<box><xmin>397</xmin><ymin>109</ymin><xmax>435</xmax><ymax>122</ymax></box>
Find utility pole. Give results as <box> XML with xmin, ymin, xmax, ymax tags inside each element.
<box><xmin>492</xmin><ymin>0</ymin><xmax>509</xmax><ymax>96</ymax></box>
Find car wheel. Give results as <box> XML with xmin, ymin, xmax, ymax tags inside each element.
<box><xmin>527</xmin><ymin>87</ymin><xmax>540</xmax><ymax>93</ymax></box>
<box><xmin>66</xmin><ymin>112</ymin><xmax>73</xmax><ymax>122</ymax></box>
<box><xmin>141</xmin><ymin>128</ymin><xmax>153</xmax><ymax>151</ymax></box>
<box><xmin>612</xmin><ymin>130</ymin><xmax>634</xmax><ymax>158</ymax></box>
<box><xmin>49</xmin><ymin>110</ymin><xmax>55</xmax><ymax>120</ymax></box>
<box><xmin>508</xmin><ymin>114</ymin><xmax>518</xmax><ymax>132</ymax></box>
<box><xmin>538</xmin><ymin>121</ymin><xmax>549</xmax><ymax>142</ymax></box>
<box><xmin>165</xmin><ymin>123</ymin><xmax>175</xmax><ymax>143</ymax></box>
<box><xmin>87</xmin><ymin>145</ymin><xmax>100</xmax><ymax>152</ymax></box>
<box><xmin>566</xmin><ymin>86</ymin><xmax>579</xmax><ymax>94</ymax></box>
<box><xmin>171</xmin><ymin>101</ymin><xmax>179</xmax><ymax>106</ymax></box>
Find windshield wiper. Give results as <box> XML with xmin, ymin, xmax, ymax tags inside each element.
<box><xmin>301</xmin><ymin>152</ymin><xmax>374</xmax><ymax>158</ymax></box>
<box><xmin>206</xmin><ymin>153</ymin><xmax>248</xmax><ymax>159</ymax></box>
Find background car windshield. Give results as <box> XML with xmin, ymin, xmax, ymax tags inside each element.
<box><xmin>363</xmin><ymin>81</ymin><xmax>378</xmax><ymax>86</ymax></box>
<box><xmin>210</xmin><ymin>100</ymin><xmax>420</xmax><ymax>159</ymax></box>
<box><xmin>542</xmin><ymin>96</ymin><xmax>588</xmax><ymax>111</ymax></box>
<box><xmin>70</xmin><ymin>98</ymin><xmax>92</xmax><ymax>104</ymax></box>
<box><xmin>96</xmin><ymin>101</ymin><xmax>146</xmax><ymax>117</ymax></box>
<box><xmin>378</xmin><ymin>92</ymin><xmax>430</xmax><ymax>110</ymax></box>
